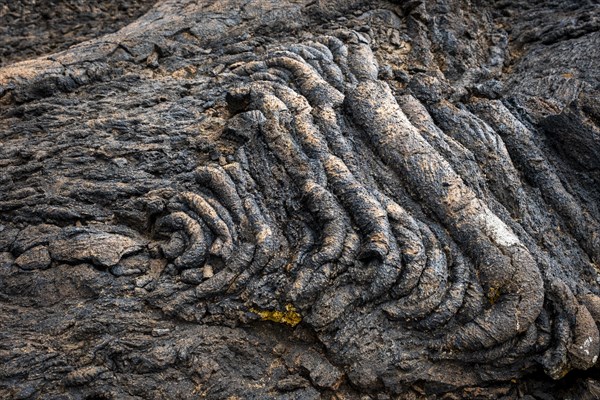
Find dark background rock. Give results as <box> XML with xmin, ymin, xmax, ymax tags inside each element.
<box><xmin>1</xmin><ymin>0</ymin><xmax>600</xmax><ymax>398</ymax></box>
<box><xmin>0</xmin><ymin>0</ymin><xmax>156</xmax><ymax>67</ymax></box>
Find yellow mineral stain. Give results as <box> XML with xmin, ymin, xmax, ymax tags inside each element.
<box><xmin>488</xmin><ymin>287</ymin><xmax>501</xmax><ymax>305</ymax></box>
<box><xmin>250</xmin><ymin>304</ymin><xmax>302</xmax><ymax>327</ymax></box>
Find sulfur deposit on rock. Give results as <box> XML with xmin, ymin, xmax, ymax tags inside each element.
<box><xmin>1</xmin><ymin>0</ymin><xmax>600</xmax><ymax>398</ymax></box>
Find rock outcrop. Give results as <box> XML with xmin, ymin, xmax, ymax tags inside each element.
<box><xmin>1</xmin><ymin>0</ymin><xmax>600</xmax><ymax>398</ymax></box>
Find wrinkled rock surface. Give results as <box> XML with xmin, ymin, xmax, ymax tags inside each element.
<box><xmin>1</xmin><ymin>0</ymin><xmax>600</xmax><ymax>398</ymax></box>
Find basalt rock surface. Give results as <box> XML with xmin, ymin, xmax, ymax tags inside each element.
<box><xmin>1</xmin><ymin>0</ymin><xmax>600</xmax><ymax>399</ymax></box>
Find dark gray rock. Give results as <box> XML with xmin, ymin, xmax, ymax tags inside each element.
<box><xmin>48</xmin><ymin>228</ymin><xmax>144</xmax><ymax>268</ymax></box>
<box><xmin>1</xmin><ymin>0</ymin><xmax>600</xmax><ymax>398</ymax></box>
<box><xmin>14</xmin><ymin>245</ymin><xmax>51</xmax><ymax>270</ymax></box>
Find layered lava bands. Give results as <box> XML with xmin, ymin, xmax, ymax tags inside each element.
<box><xmin>1</xmin><ymin>0</ymin><xmax>600</xmax><ymax>398</ymax></box>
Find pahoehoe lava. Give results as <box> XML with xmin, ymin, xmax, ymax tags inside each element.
<box><xmin>1</xmin><ymin>0</ymin><xmax>600</xmax><ymax>398</ymax></box>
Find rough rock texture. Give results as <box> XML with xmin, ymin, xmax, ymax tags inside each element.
<box><xmin>1</xmin><ymin>0</ymin><xmax>600</xmax><ymax>398</ymax></box>
<box><xmin>0</xmin><ymin>0</ymin><xmax>157</xmax><ymax>67</ymax></box>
